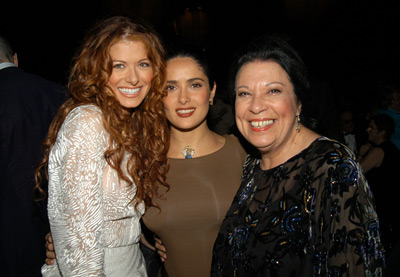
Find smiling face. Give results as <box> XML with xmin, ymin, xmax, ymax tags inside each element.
<box><xmin>163</xmin><ymin>57</ymin><xmax>215</xmax><ymax>131</ymax></box>
<box><xmin>107</xmin><ymin>39</ymin><xmax>154</xmax><ymax>108</ymax></box>
<box><xmin>235</xmin><ymin>60</ymin><xmax>301</xmax><ymax>153</ymax></box>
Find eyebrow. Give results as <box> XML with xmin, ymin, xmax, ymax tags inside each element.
<box><xmin>112</xmin><ymin>58</ymin><xmax>150</xmax><ymax>63</ymax></box>
<box><xmin>166</xmin><ymin>77</ymin><xmax>205</xmax><ymax>84</ymax></box>
<box><xmin>236</xmin><ymin>81</ymin><xmax>285</xmax><ymax>90</ymax></box>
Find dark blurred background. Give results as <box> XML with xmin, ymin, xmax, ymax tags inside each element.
<box><xmin>1</xmin><ymin>0</ymin><xmax>399</xmax><ymax>108</ymax></box>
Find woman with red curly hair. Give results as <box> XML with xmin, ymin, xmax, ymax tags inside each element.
<box><xmin>36</xmin><ymin>16</ymin><xmax>169</xmax><ymax>276</ymax></box>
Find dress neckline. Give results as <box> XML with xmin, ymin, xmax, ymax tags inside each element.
<box><xmin>257</xmin><ymin>136</ymin><xmax>325</xmax><ymax>172</ymax></box>
<box><xmin>168</xmin><ymin>134</ymin><xmax>231</xmax><ymax>161</ymax></box>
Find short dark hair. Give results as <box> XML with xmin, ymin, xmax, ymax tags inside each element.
<box><xmin>372</xmin><ymin>114</ymin><xmax>395</xmax><ymax>140</ymax></box>
<box><xmin>166</xmin><ymin>42</ymin><xmax>214</xmax><ymax>88</ymax></box>
<box><xmin>230</xmin><ymin>35</ymin><xmax>313</xmax><ymax>127</ymax></box>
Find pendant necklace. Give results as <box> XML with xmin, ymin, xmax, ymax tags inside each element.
<box><xmin>182</xmin><ymin>144</ymin><xmax>195</xmax><ymax>159</ymax></box>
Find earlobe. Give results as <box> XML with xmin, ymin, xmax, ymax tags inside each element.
<box><xmin>209</xmin><ymin>82</ymin><xmax>217</xmax><ymax>105</ymax></box>
<box><xmin>297</xmin><ymin>101</ymin><xmax>302</xmax><ymax>114</ymax></box>
<box><xmin>13</xmin><ymin>53</ymin><xmax>18</xmax><ymax>67</ymax></box>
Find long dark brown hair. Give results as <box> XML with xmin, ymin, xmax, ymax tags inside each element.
<box><xmin>34</xmin><ymin>16</ymin><xmax>170</xmax><ymax>208</ymax></box>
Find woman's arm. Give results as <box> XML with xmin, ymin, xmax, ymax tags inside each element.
<box><xmin>315</xmin><ymin>148</ymin><xmax>384</xmax><ymax>275</ymax></box>
<box><xmin>358</xmin><ymin>142</ymin><xmax>373</xmax><ymax>161</ymax></box>
<box><xmin>48</xmin><ymin>107</ymin><xmax>107</xmax><ymax>276</ymax></box>
<box><xmin>360</xmin><ymin>147</ymin><xmax>384</xmax><ymax>174</ymax></box>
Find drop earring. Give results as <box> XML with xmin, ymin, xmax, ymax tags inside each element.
<box><xmin>296</xmin><ymin>115</ymin><xmax>301</xmax><ymax>132</ymax></box>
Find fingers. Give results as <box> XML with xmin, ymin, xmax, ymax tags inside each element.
<box><xmin>45</xmin><ymin>232</ymin><xmax>53</xmax><ymax>243</ymax></box>
<box><xmin>45</xmin><ymin>244</ymin><xmax>56</xmax><ymax>265</ymax></box>
<box><xmin>46</xmin><ymin>247</ymin><xmax>56</xmax><ymax>259</ymax></box>
<box><xmin>45</xmin><ymin>232</ymin><xmax>56</xmax><ymax>265</ymax></box>
<box><xmin>157</xmin><ymin>250</ymin><xmax>167</xmax><ymax>262</ymax></box>
<box><xmin>45</xmin><ymin>234</ymin><xmax>55</xmax><ymax>252</ymax></box>
<box><xmin>45</xmin><ymin>258</ymin><xmax>54</xmax><ymax>265</ymax></box>
<box><xmin>154</xmin><ymin>238</ymin><xmax>166</xmax><ymax>252</ymax></box>
<box><xmin>154</xmin><ymin>237</ymin><xmax>167</xmax><ymax>262</ymax></box>
<box><xmin>45</xmin><ymin>239</ymin><xmax>55</xmax><ymax>251</ymax></box>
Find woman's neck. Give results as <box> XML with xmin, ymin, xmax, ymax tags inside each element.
<box><xmin>259</xmin><ymin>127</ymin><xmax>319</xmax><ymax>170</ymax></box>
<box><xmin>168</xmin><ymin>122</ymin><xmax>225</xmax><ymax>159</ymax></box>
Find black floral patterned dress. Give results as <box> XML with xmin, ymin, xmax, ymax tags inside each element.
<box><xmin>211</xmin><ymin>137</ymin><xmax>385</xmax><ymax>276</ymax></box>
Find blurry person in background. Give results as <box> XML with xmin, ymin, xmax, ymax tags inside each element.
<box><xmin>359</xmin><ymin>113</ymin><xmax>400</xmax><ymax>274</ymax></box>
<box><xmin>336</xmin><ymin>109</ymin><xmax>367</xmax><ymax>156</ymax></box>
<box><xmin>0</xmin><ymin>34</ymin><xmax>66</xmax><ymax>276</ymax></box>
<box><xmin>380</xmin><ymin>86</ymin><xmax>400</xmax><ymax>150</ymax></box>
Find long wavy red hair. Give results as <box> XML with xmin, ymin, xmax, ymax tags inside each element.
<box><xmin>35</xmin><ymin>16</ymin><xmax>170</xmax><ymax>208</ymax></box>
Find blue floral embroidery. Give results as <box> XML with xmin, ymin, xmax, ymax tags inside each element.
<box><xmin>211</xmin><ymin>138</ymin><xmax>384</xmax><ymax>276</ymax></box>
<box><xmin>238</xmin><ymin>178</ymin><xmax>255</xmax><ymax>205</ymax></box>
<box><xmin>228</xmin><ymin>225</ymin><xmax>250</xmax><ymax>269</ymax></box>
<box><xmin>281</xmin><ymin>206</ymin><xmax>302</xmax><ymax>233</ymax></box>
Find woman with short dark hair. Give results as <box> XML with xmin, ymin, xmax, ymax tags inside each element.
<box><xmin>211</xmin><ymin>35</ymin><xmax>384</xmax><ymax>276</ymax></box>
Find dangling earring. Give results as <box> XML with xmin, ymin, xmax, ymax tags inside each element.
<box><xmin>296</xmin><ymin>115</ymin><xmax>301</xmax><ymax>132</ymax></box>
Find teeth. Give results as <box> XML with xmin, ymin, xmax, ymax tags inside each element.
<box><xmin>177</xmin><ymin>109</ymin><xmax>195</xmax><ymax>114</ymax></box>
<box><xmin>250</xmin><ymin>120</ymin><xmax>274</xmax><ymax>128</ymax></box>
<box><xmin>119</xmin><ymin>88</ymin><xmax>140</xmax><ymax>95</ymax></box>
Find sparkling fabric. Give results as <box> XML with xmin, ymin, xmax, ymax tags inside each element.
<box><xmin>41</xmin><ymin>105</ymin><xmax>146</xmax><ymax>276</ymax></box>
<box><xmin>211</xmin><ymin>137</ymin><xmax>385</xmax><ymax>276</ymax></box>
